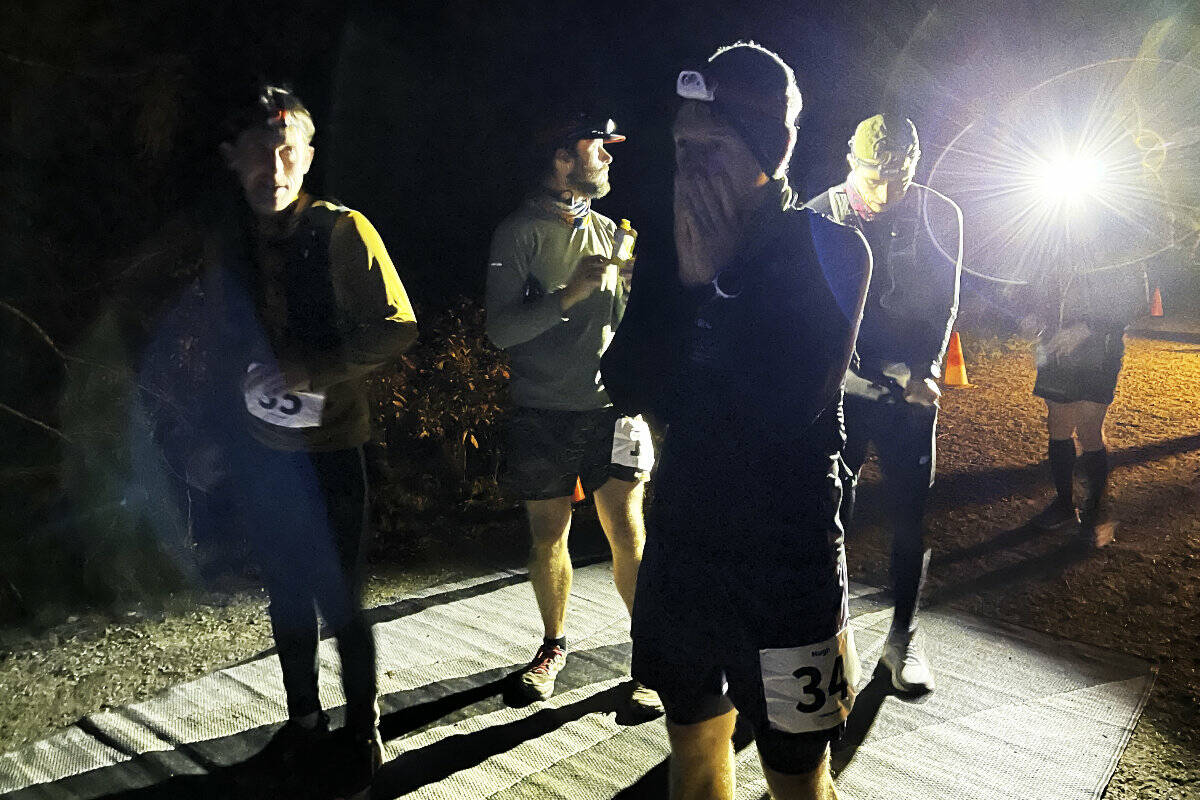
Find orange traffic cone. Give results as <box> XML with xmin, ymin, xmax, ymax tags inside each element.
<box><xmin>1150</xmin><ymin>286</ymin><xmax>1163</xmax><ymax>317</ymax></box>
<box><xmin>572</xmin><ymin>477</ymin><xmax>586</xmax><ymax>503</ymax></box>
<box><xmin>943</xmin><ymin>331</ymin><xmax>972</xmax><ymax>387</ymax></box>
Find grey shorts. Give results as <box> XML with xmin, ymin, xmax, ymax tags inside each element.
<box><xmin>501</xmin><ymin>406</ymin><xmax>653</xmax><ymax>501</ymax></box>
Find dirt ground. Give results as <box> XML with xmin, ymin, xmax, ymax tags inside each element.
<box><xmin>0</xmin><ymin>333</ymin><xmax>1197</xmax><ymax>799</ymax></box>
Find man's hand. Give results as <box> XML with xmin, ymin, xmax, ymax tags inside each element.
<box><xmin>674</xmin><ymin>170</ymin><xmax>742</xmax><ymax>286</ymax></box>
<box><xmin>559</xmin><ymin>254</ymin><xmax>613</xmax><ymax>312</ymax></box>
<box><xmin>904</xmin><ymin>376</ymin><xmax>941</xmax><ymax>407</ymax></box>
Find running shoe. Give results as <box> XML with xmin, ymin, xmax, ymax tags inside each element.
<box><xmin>1029</xmin><ymin>499</ymin><xmax>1080</xmax><ymax>531</ymax></box>
<box><xmin>880</xmin><ymin>628</ymin><xmax>935</xmax><ymax>694</ymax></box>
<box><xmin>260</xmin><ymin>711</ymin><xmax>330</xmax><ymax>767</ymax></box>
<box><xmin>1080</xmin><ymin>507</ymin><xmax>1117</xmax><ymax>549</ymax></box>
<box><xmin>518</xmin><ymin>642</ymin><xmax>567</xmax><ymax>701</ymax></box>
<box><xmin>336</xmin><ymin>726</ymin><xmax>384</xmax><ymax>800</ymax></box>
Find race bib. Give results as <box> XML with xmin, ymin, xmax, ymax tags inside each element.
<box><xmin>611</xmin><ymin>415</ymin><xmax>655</xmax><ymax>474</ymax></box>
<box><xmin>759</xmin><ymin>626</ymin><xmax>861</xmax><ymax>734</ymax></box>
<box><xmin>243</xmin><ymin>364</ymin><xmax>325</xmax><ymax>429</ymax></box>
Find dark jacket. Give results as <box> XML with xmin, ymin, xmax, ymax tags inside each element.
<box><xmin>806</xmin><ymin>182</ymin><xmax>962</xmax><ymax>386</ymax></box>
<box><xmin>1037</xmin><ymin>265</ymin><xmax>1149</xmax><ymax>338</ymax></box>
<box><xmin>601</xmin><ymin>181</ymin><xmax>870</xmax><ymax>450</ymax></box>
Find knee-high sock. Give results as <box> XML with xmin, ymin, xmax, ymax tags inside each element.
<box><xmin>1078</xmin><ymin>447</ymin><xmax>1109</xmax><ymax>515</ymax></box>
<box><xmin>1049</xmin><ymin>438</ymin><xmax>1076</xmax><ymax>506</ymax></box>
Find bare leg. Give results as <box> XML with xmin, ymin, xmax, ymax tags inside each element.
<box><xmin>1076</xmin><ymin>400</ymin><xmax>1115</xmax><ymax>544</ymax></box>
<box><xmin>591</xmin><ymin>477</ymin><xmax>646</xmax><ymax>615</ymax></box>
<box><xmin>1074</xmin><ymin>401</ymin><xmax>1110</xmax><ymax>451</ymax></box>
<box><xmin>761</xmin><ymin>748</ymin><xmax>839</xmax><ymax>800</ymax></box>
<box><xmin>1045</xmin><ymin>399</ymin><xmax>1079</xmax><ymax>441</ymax></box>
<box><xmin>525</xmin><ymin>496</ymin><xmax>574</xmax><ymax>639</ymax></box>
<box><xmin>667</xmin><ymin>709</ymin><xmax>737</xmax><ymax>800</ymax></box>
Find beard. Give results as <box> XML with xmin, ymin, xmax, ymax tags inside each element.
<box><xmin>566</xmin><ymin>161</ymin><xmax>610</xmax><ymax>199</ymax></box>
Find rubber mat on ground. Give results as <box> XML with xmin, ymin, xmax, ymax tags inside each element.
<box><xmin>0</xmin><ymin>566</ymin><xmax>1154</xmax><ymax>800</ymax></box>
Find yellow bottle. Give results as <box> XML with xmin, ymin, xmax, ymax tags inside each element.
<box><xmin>604</xmin><ymin>219</ymin><xmax>636</xmax><ymax>293</ymax></box>
<box><xmin>612</xmin><ymin>218</ymin><xmax>637</xmax><ymax>265</ymax></box>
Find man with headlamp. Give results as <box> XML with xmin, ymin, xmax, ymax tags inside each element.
<box><xmin>806</xmin><ymin>114</ymin><xmax>963</xmax><ymax>695</ymax></box>
<box><xmin>605</xmin><ymin>42</ymin><xmax>870</xmax><ymax>800</ymax></box>
<box><xmin>199</xmin><ymin>85</ymin><xmax>417</xmax><ymax>797</ymax></box>
<box><xmin>485</xmin><ymin>107</ymin><xmax>660</xmax><ymax>717</ymax></box>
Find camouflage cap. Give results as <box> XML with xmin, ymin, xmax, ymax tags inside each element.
<box><xmin>849</xmin><ymin>113</ymin><xmax>920</xmax><ymax>174</ymax></box>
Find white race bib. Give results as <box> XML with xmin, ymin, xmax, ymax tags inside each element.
<box><xmin>243</xmin><ymin>364</ymin><xmax>325</xmax><ymax>429</ymax></box>
<box><xmin>759</xmin><ymin>626</ymin><xmax>861</xmax><ymax>734</ymax></box>
<box><xmin>611</xmin><ymin>415</ymin><xmax>655</xmax><ymax>474</ymax></box>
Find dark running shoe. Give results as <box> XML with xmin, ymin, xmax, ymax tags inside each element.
<box><xmin>335</xmin><ymin>726</ymin><xmax>384</xmax><ymax>800</ymax></box>
<box><xmin>1029</xmin><ymin>499</ymin><xmax>1080</xmax><ymax>531</ymax></box>
<box><xmin>260</xmin><ymin>711</ymin><xmax>330</xmax><ymax>768</ymax></box>
<box><xmin>517</xmin><ymin>642</ymin><xmax>567</xmax><ymax>701</ymax></box>
<box><xmin>1080</xmin><ymin>508</ymin><xmax>1117</xmax><ymax>549</ymax></box>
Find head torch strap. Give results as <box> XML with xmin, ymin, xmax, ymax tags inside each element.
<box><xmin>676</xmin><ymin>69</ymin><xmax>801</xmax><ymax>117</ymax></box>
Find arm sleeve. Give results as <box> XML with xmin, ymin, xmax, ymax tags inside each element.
<box><xmin>914</xmin><ymin>193</ymin><xmax>963</xmax><ymax>379</ymax></box>
<box><xmin>808</xmin><ymin>213</ymin><xmax>872</xmax><ymax>413</ymax></box>
<box><xmin>304</xmin><ymin>211</ymin><xmax>418</xmax><ymax>390</ymax></box>
<box><xmin>811</xmin><ymin>211</ymin><xmax>872</xmax><ymax>327</ymax></box>
<box><xmin>485</xmin><ymin>221</ymin><xmax>568</xmax><ymax>350</ymax></box>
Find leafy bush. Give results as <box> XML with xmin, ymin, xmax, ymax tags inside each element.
<box><xmin>368</xmin><ymin>297</ymin><xmax>518</xmax><ymax>547</ymax></box>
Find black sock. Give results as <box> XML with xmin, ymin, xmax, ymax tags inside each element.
<box><xmin>1078</xmin><ymin>447</ymin><xmax>1109</xmax><ymax>516</ymax></box>
<box><xmin>1048</xmin><ymin>438</ymin><xmax>1077</xmax><ymax>506</ymax></box>
<box><xmin>545</xmin><ymin>636</ymin><xmax>567</xmax><ymax>652</ymax></box>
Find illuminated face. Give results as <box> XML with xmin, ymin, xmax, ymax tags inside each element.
<box><xmin>222</xmin><ymin>125</ymin><xmax>314</xmax><ymax>216</ymax></box>
<box><xmin>673</xmin><ymin>102</ymin><xmax>766</xmax><ymax>202</ymax></box>
<box><xmin>564</xmin><ymin>138</ymin><xmax>613</xmax><ymax>198</ymax></box>
<box><xmin>848</xmin><ymin>158</ymin><xmax>916</xmax><ymax>215</ymax></box>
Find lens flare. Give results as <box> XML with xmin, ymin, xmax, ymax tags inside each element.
<box><xmin>928</xmin><ymin>58</ymin><xmax>1200</xmax><ymax>284</ymax></box>
<box><xmin>1035</xmin><ymin>154</ymin><xmax>1107</xmax><ymax>204</ymax></box>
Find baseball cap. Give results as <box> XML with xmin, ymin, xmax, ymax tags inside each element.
<box><xmin>536</xmin><ymin>111</ymin><xmax>627</xmax><ymax>149</ymax></box>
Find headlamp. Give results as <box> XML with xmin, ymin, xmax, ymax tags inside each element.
<box><xmin>677</xmin><ymin>70</ymin><xmax>716</xmax><ymax>102</ymax></box>
<box><xmin>848</xmin><ymin>137</ymin><xmax>920</xmax><ymax>178</ymax></box>
<box><xmin>551</xmin><ymin>114</ymin><xmax>626</xmax><ymax>146</ymax></box>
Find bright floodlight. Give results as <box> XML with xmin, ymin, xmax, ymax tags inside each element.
<box><xmin>1036</xmin><ymin>154</ymin><xmax>1107</xmax><ymax>203</ymax></box>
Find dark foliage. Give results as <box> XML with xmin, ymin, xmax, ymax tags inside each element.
<box><xmin>368</xmin><ymin>297</ymin><xmax>517</xmax><ymax>544</ymax></box>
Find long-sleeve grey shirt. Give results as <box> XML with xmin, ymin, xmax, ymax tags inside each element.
<box><xmin>485</xmin><ymin>199</ymin><xmax>627</xmax><ymax>410</ymax></box>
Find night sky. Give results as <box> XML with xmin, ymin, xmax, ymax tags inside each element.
<box><xmin>4</xmin><ymin>0</ymin><xmax>1186</xmax><ymax>309</ymax></box>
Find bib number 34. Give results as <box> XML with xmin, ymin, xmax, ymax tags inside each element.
<box><xmin>759</xmin><ymin>626</ymin><xmax>861</xmax><ymax>734</ymax></box>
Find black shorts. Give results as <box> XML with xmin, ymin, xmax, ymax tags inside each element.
<box><xmin>501</xmin><ymin>406</ymin><xmax>653</xmax><ymax>501</ymax></box>
<box><xmin>1033</xmin><ymin>330</ymin><xmax>1125</xmax><ymax>405</ymax></box>
<box><xmin>631</xmin><ymin>436</ymin><xmax>857</xmax><ymax>771</ymax></box>
<box><xmin>655</xmin><ymin>685</ymin><xmax>846</xmax><ymax>774</ymax></box>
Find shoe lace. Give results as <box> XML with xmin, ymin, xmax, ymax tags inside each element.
<box><xmin>529</xmin><ymin>645</ymin><xmax>565</xmax><ymax>674</ymax></box>
<box><xmin>899</xmin><ymin>634</ymin><xmax>925</xmax><ymax>666</ymax></box>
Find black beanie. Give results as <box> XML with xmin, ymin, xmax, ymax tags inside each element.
<box><xmin>704</xmin><ymin>42</ymin><xmax>802</xmax><ymax>178</ymax></box>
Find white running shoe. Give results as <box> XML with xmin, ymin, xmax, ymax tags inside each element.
<box><xmin>880</xmin><ymin>628</ymin><xmax>935</xmax><ymax>694</ymax></box>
